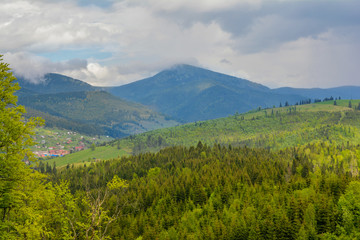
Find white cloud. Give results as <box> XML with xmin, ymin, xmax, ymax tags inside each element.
<box><xmin>4</xmin><ymin>52</ymin><xmax>87</xmax><ymax>83</ymax></box>
<box><xmin>0</xmin><ymin>0</ymin><xmax>115</xmax><ymax>52</ymax></box>
<box><xmin>128</xmin><ymin>0</ymin><xmax>261</xmax><ymax>13</ymax></box>
<box><xmin>225</xmin><ymin>26</ymin><xmax>360</xmax><ymax>88</ymax></box>
<box><xmin>0</xmin><ymin>0</ymin><xmax>359</xmax><ymax>88</ymax></box>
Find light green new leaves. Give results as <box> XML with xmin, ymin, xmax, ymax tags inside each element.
<box><xmin>107</xmin><ymin>175</ymin><xmax>128</xmax><ymax>190</ymax></box>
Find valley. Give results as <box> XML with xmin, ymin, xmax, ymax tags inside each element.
<box><xmin>2</xmin><ymin>1</ymin><xmax>360</xmax><ymax>239</ymax></box>
<box><xmin>3</xmin><ymin>62</ymin><xmax>360</xmax><ymax>239</ymax></box>
<box><xmin>31</xmin><ymin>127</ymin><xmax>113</xmax><ymax>158</ymax></box>
<box><xmin>44</xmin><ymin>99</ymin><xmax>360</xmax><ymax>168</ymax></box>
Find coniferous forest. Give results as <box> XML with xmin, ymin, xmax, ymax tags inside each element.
<box><xmin>48</xmin><ymin>143</ymin><xmax>360</xmax><ymax>239</ymax></box>
<box><xmin>1</xmin><ymin>56</ymin><xmax>360</xmax><ymax>240</ymax></box>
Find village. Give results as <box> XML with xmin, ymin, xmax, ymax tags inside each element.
<box><xmin>31</xmin><ymin>128</ymin><xmax>111</xmax><ymax>158</ymax></box>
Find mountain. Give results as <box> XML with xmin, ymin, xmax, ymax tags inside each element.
<box><xmin>24</xmin><ymin>107</ymin><xmax>106</xmax><ymax>136</ymax></box>
<box><xmin>108</xmin><ymin>64</ymin><xmax>306</xmax><ymax>122</ymax></box>
<box><xmin>118</xmin><ymin>99</ymin><xmax>360</xmax><ymax>154</ymax></box>
<box><xmin>16</xmin><ymin>73</ymin><xmax>97</xmax><ymax>94</ymax></box>
<box><xmin>272</xmin><ymin>86</ymin><xmax>360</xmax><ymax>100</ymax></box>
<box><xmin>52</xmin><ymin>99</ymin><xmax>360</xmax><ymax>166</ymax></box>
<box><xmin>16</xmin><ymin>73</ymin><xmax>179</xmax><ymax>137</ymax></box>
<box><xmin>19</xmin><ymin>91</ymin><xmax>179</xmax><ymax>138</ymax></box>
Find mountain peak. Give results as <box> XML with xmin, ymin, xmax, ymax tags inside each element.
<box><xmin>152</xmin><ymin>64</ymin><xmax>268</xmax><ymax>90</ymax></box>
<box><xmin>161</xmin><ymin>64</ymin><xmax>222</xmax><ymax>76</ymax></box>
<box><xmin>109</xmin><ymin>64</ymin><xmax>289</xmax><ymax>122</ymax></box>
<box><xmin>16</xmin><ymin>73</ymin><xmax>96</xmax><ymax>94</ymax></box>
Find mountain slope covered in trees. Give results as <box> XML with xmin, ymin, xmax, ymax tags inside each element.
<box><xmin>48</xmin><ymin>142</ymin><xmax>360</xmax><ymax>239</ymax></box>
<box><xmin>50</xmin><ymin>99</ymin><xmax>360</xmax><ymax>167</ymax></box>
<box><xmin>19</xmin><ymin>91</ymin><xmax>179</xmax><ymax>138</ymax></box>
<box><xmin>3</xmin><ymin>55</ymin><xmax>360</xmax><ymax>239</ymax></box>
<box><xmin>118</xmin><ymin>99</ymin><xmax>360</xmax><ymax>153</ymax></box>
<box><xmin>108</xmin><ymin>64</ymin><xmax>306</xmax><ymax>122</ymax></box>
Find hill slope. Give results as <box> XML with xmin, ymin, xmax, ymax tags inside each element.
<box><xmin>52</xmin><ymin>99</ymin><xmax>360</xmax><ymax>167</ymax></box>
<box><xmin>53</xmin><ymin>142</ymin><xmax>360</xmax><ymax>239</ymax></box>
<box><xmin>19</xmin><ymin>91</ymin><xmax>179</xmax><ymax>138</ymax></box>
<box><xmin>108</xmin><ymin>64</ymin><xmax>305</xmax><ymax>122</ymax></box>
<box><xmin>120</xmin><ymin>99</ymin><xmax>360</xmax><ymax>154</ymax></box>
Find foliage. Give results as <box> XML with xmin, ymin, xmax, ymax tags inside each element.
<box><xmin>30</xmin><ymin>127</ymin><xmax>113</xmax><ymax>153</ymax></box>
<box><xmin>18</xmin><ymin>90</ymin><xmax>179</xmax><ymax>137</ymax></box>
<box><xmin>0</xmin><ymin>57</ymin><xmax>130</xmax><ymax>239</ymax></box>
<box><xmin>24</xmin><ymin>107</ymin><xmax>105</xmax><ymax>136</ymax></box>
<box><xmin>44</xmin><ymin>144</ymin><xmax>128</xmax><ymax>168</ymax></box>
<box><xmin>0</xmin><ymin>55</ymin><xmax>42</xmax><ymax>217</ymax></box>
<box><xmin>107</xmin><ymin>100</ymin><xmax>360</xmax><ymax>155</ymax></box>
<box><xmin>0</xmin><ymin>55</ymin><xmax>55</xmax><ymax>238</ymax></box>
<box><xmin>4</xmin><ymin>56</ymin><xmax>360</xmax><ymax>239</ymax></box>
<box><xmin>53</xmin><ymin>142</ymin><xmax>360</xmax><ymax>239</ymax></box>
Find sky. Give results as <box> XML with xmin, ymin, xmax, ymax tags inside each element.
<box><xmin>1</xmin><ymin>0</ymin><xmax>360</xmax><ymax>88</ymax></box>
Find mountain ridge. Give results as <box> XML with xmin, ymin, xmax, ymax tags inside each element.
<box><xmin>108</xmin><ymin>64</ymin><xmax>306</xmax><ymax>122</ymax></box>
<box><xmin>16</xmin><ymin>73</ymin><xmax>97</xmax><ymax>94</ymax></box>
<box><xmin>272</xmin><ymin>86</ymin><xmax>360</xmax><ymax>100</ymax></box>
<box><xmin>18</xmin><ymin>90</ymin><xmax>179</xmax><ymax>137</ymax></box>
<box><xmin>16</xmin><ymin>64</ymin><xmax>360</xmax><ymax>125</ymax></box>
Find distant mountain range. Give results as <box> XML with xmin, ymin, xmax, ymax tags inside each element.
<box><xmin>108</xmin><ymin>64</ymin><xmax>306</xmax><ymax>122</ymax></box>
<box><xmin>16</xmin><ymin>75</ymin><xmax>179</xmax><ymax>137</ymax></box>
<box><xmin>109</xmin><ymin>64</ymin><xmax>360</xmax><ymax>122</ymax></box>
<box><xmin>18</xmin><ymin>91</ymin><xmax>178</xmax><ymax>137</ymax></box>
<box><xmin>16</xmin><ymin>64</ymin><xmax>360</xmax><ymax>136</ymax></box>
<box><xmin>272</xmin><ymin>86</ymin><xmax>360</xmax><ymax>100</ymax></box>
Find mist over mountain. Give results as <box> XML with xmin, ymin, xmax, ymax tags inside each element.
<box><xmin>16</xmin><ymin>73</ymin><xmax>97</xmax><ymax>94</ymax></box>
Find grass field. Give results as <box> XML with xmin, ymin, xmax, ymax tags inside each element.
<box><xmin>45</xmin><ymin>144</ymin><xmax>130</xmax><ymax>168</ymax></box>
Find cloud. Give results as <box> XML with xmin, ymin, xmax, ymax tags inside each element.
<box><xmin>0</xmin><ymin>0</ymin><xmax>359</xmax><ymax>88</ymax></box>
<box><xmin>220</xmin><ymin>59</ymin><xmax>231</xmax><ymax>65</ymax></box>
<box><xmin>0</xmin><ymin>0</ymin><xmax>115</xmax><ymax>53</ymax></box>
<box><xmin>130</xmin><ymin>0</ymin><xmax>261</xmax><ymax>13</ymax></box>
<box><xmin>226</xmin><ymin>26</ymin><xmax>360</xmax><ymax>88</ymax></box>
<box><xmin>4</xmin><ymin>52</ymin><xmax>87</xmax><ymax>83</ymax></box>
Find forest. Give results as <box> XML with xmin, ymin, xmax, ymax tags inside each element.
<box><xmin>38</xmin><ymin>143</ymin><xmax>360</xmax><ymax>239</ymax></box>
<box><xmin>1</xmin><ymin>55</ymin><xmax>360</xmax><ymax>239</ymax></box>
<box><xmin>113</xmin><ymin>99</ymin><xmax>360</xmax><ymax>154</ymax></box>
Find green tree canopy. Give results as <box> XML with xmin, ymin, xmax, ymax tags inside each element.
<box><xmin>0</xmin><ymin>55</ymin><xmax>45</xmax><ymax>237</ymax></box>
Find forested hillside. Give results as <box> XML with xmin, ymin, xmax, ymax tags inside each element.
<box><xmin>109</xmin><ymin>64</ymin><xmax>305</xmax><ymax>122</ymax></box>
<box><xmin>19</xmin><ymin>91</ymin><xmax>179</xmax><ymax>138</ymax></box>
<box><xmin>48</xmin><ymin>143</ymin><xmax>360</xmax><ymax>239</ymax></box>
<box><xmin>51</xmin><ymin>99</ymin><xmax>360</xmax><ymax>167</ymax></box>
<box><xmin>119</xmin><ymin>100</ymin><xmax>360</xmax><ymax>154</ymax></box>
<box><xmin>2</xmin><ymin>55</ymin><xmax>360</xmax><ymax>239</ymax></box>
